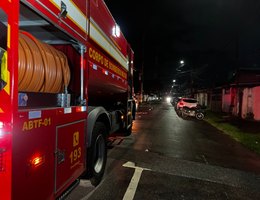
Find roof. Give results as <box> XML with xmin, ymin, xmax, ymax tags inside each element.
<box><xmin>230</xmin><ymin>68</ymin><xmax>260</xmax><ymax>87</ymax></box>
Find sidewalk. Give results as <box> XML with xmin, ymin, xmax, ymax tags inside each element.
<box><xmin>215</xmin><ymin>113</ymin><xmax>260</xmax><ymax>134</ymax></box>
<box><xmin>229</xmin><ymin>118</ymin><xmax>260</xmax><ymax>134</ymax></box>
<box><xmin>136</xmin><ymin>102</ymin><xmax>154</xmax><ymax>113</ymax></box>
<box><xmin>205</xmin><ymin>111</ymin><xmax>260</xmax><ymax>154</ymax></box>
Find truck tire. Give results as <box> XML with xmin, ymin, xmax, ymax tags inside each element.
<box><xmin>83</xmin><ymin>122</ymin><xmax>107</xmax><ymax>186</ymax></box>
<box><xmin>124</xmin><ymin>125</ymin><xmax>132</xmax><ymax>136</ymax></box>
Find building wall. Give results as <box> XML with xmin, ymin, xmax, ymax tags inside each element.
<box><xmin>210</xmin><ymin>89</ymin><xmax>222</xmax><ymax>112</ymax></box>
<box><xmin>222</xmin><ymin>88</ymin><xmax>231</xmax><ymax>113</ymax></box>
<box><xmin>195</xmin><ymin>92</ymin><xmax>208</xmax><ymax>107</ymax></box>
<box><xmin>253</xmin><ymin>86</ymin><xmax>260</xmax><ymax>121</ymax></box>
<box><xmin>241</xmin><ymin>88</ymin><xmax>253</xmax><ymax>119</ymax></box>
<box><xmin>232</xmin><ymin>86</ymin><xmax>260</xmax><ymax>120</ymax></box>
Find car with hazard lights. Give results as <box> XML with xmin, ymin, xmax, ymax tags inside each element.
<box><xmin>176</xmin><ymin>97</ymin><xmax>198</xmax><ymax>110</ymax></box>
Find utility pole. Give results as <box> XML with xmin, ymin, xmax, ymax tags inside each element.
<box><xmin>139</xmin><ymin>65</ymin><xmax>143</xmax><ymax>103</ymax></box>
<box><xmin>140</xmin><ymin>0</ymin><xmax>146</xmax><ymax>103</ymax></box>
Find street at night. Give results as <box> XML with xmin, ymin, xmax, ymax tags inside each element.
<box><xmin>67</xmin><ymin>101</ymin><xmax>260</xmax><ymax>200</ymax></box>
<box><xmin>2</xmin><ymin>1</ymin><xmax>260</xmax><ymax>200</ymax></box>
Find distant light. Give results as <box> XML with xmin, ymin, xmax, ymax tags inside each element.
<box><xmin>173</xmin><ymin>79</ymin><xmax>176</xmax><ymax>83</ymax></box>
<box><xmin>180</xmin><ymin>60</ymin><xmax>184</xmax><ymax>64</ymax></box>
<box><xmin>166</xmin><ymin>96</ymin><xmax>171</xmax><ymax>103</ymax></box>
<box><xmin>112</xmin><ymin>24</ymin><xmax>120</xmax><ymax>38</ymax></box>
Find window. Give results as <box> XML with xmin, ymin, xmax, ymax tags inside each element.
<box><xmin>183</xmin><ymin>99</ymin><xmax>197</xmax><ymax>103</ymax></box>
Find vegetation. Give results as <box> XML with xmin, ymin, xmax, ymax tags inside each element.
<box><xmin>205</xmin><ymin>111</ymin><xmax>260</xmax><ymax>155</ymax></box>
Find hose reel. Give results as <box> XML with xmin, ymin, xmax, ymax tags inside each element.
<box><xmin>18</xmin><ymin>31</ymin><xmax>70</xmax><ymax>93</ymax></box>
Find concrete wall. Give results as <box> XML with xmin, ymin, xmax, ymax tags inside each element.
<box><xmin>253</xmin><ymin>86</ymin><xmax>260</xmax><ymax>121</ymax></box>
<box><xmin>222</xmin><ymin>88</ymin><xmax>231</xmax><ymax>113</ymax></box>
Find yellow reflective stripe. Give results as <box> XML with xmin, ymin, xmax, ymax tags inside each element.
<box><xmin>1</xmin><ymin>51</ymin><xmax>10</xmax><ymax>95</ymax></box>
<box><xmin>0</xmin><ymin>108</ymin><xmax>3</xmax><ymax>113</ymax></box>
<box><xmin>1</xmin><ymin>52</ymin><xmax>7</xmax><ymax>83</ymax></box>
<box><xmin>7</xmin><ymin>24</ymin><xmax>10</xmax><ymax>48</ymax></box>
<box><xmin>2</xmin><ymin>23</ymin><xmax>10</xmax><ymax>95</ymax></box>
<box><xmin>3</xmin><ymin>69</ymin><xmax>10</xmax><ymax>95</ymax></box>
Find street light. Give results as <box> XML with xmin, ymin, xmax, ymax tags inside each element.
<box><xmin>171</xmin><ymin>79</ymin><xmax>176</xmax><ymax>94</ymax></box>
<box><xmin>176</xmin><ymin>60</ymin><xmax>185</xmax><ymax>72</ymax></box>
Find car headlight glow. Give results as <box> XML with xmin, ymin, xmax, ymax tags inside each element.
<box><xmin>166</xmin><ymin>96</ymin><xmax>171</xmax><ymax>103</ymax></box>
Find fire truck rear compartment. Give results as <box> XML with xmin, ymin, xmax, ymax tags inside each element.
<box><xmin>16</xmin><ymin>3</ymin><xmax>82</xmax><ymax>108</ymax></box>
<box><xmin>17</xmin><ymin>2</ymin><xmax>128</xmax><ymax>109</ymax></box>
<box><xmin>18</xmin><ymin>31</ymin><xmax>71</xmax><ymax>93</ymax></box>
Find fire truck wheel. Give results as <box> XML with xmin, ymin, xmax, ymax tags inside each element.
<box><xmin>85</xmin><ymin>122</ymin><xmax>107</xmax><ymax>186</ymax></box>
<box><xmin>124</xmin><ymin>125</ymin><xmax>132</xmax><ymax>136</ymax></box>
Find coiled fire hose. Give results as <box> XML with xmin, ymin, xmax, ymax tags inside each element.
<box><xmin>18</xmin><ymin>31</ymin><xmax>70</xmax><ymax>93</ymax></box>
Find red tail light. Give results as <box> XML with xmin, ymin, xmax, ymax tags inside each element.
<box><xmin>0</xmin><ymin>122</ymin><xmax>10</xmax><ymax>173</ymax></box>
<box><xmin>0</xmin><ymin>122</ymin><xmax>6</xmax><ymax>172</ymax></box>
<box><xmin>0</xmin><ymin>121</ymin><xmax>12</xmax><ymax>200</ymax></box>
<box><xmin>30</xmin><ymin>154</ymin><xmax>45</xmax><ymax>168</ymax></box>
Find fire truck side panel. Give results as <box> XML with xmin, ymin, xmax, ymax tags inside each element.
<box><xmin>44</xmin><ymin>0</ymin><xmax>132</xmax><ymax>103</ymax></box>
<box><xmin>13</xmin><ymin>109</ymin><xmax>56</xmax><ymax>200</ymax></box>
<box><xmin>89</xmin><ymin>0</ymin><xmax>129</xmax><ymax>90</ymax></box>
<box><xmin>55</xmin><ymin>118</ymin><xmax>86</xmax><ymax>195</ymax></box>
<box><xmin>0</xmin><ymin>0</ymin><xmax>134</xmax><ymax>199</ymax></box>
<box><xmin>89</xmin><ymin>0</ymin><xmax>128</xmax><ymax>57</ymax></box>
<box><xmin>54</xmin><ymin>108</ymin><xmax>87</xmax><ymax>197</ymax></box>
<box><xmin>87</xmin><ymin>0</ymin><xmax>131</xmax><ymax>103</ymax></box>
<box><xmin>22</xmin><ymin>0</ymin><xmax>87</xmax><ymax>44</ymax></box>
<box><xmin>87</xmin><ymin>42</ymin><xmax>128</xmax><ymax>104</ymax></box>
<box><xmin>13</xmin><ymin>108</ymin><xmax>87</xmax><ymax>200</ymax></box>
<box><xmin>0</xmin><ymin>0</ymin><xmax>19</xmax><ymax>200</ymax></box>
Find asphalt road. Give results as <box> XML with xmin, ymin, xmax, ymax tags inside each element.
<box><xmin>67</xmin><ymin>101</ymin><xmax>260</xmax><ymax>200</ymax></box>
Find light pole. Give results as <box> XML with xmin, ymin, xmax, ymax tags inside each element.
<box><xmin>176</xmin><ymin>59</ymin><xmax>195</xmax><ymax>96</ymax></box>
<box><xmin>170</xmin><ymin>79</ymin><xmax>176</xmax><ymax>95</ymax></box>
<box><xmin>176</xmin><ymin>60</ymin><xmax>185</xmax><ymax>71</ymax></box>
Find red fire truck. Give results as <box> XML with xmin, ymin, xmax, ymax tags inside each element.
<box><xmin>0</xmin><ymin>0</ymin><xmax>134</xmax><ymax>199</ymax></box>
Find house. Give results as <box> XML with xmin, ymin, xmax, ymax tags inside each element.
<box><xmin>222</xmin><ymin>68</ymin><xmax>260</xmax><ymax>120</ymax></box>
<box><xmin>194</xmin><ymin>89</ymin><xmax>208</xmax><ymax>107</ymax></box>
<box><xmin>209</xmin><ymin>87</ymin><xmax>222</xmax><ymax>112</ymax></box>
<box><xmin>193</xmin><ymin>87</ymin><xmax>222</xmax><ymax>112</ymax></box>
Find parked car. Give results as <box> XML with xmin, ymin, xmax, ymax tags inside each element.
<box><xmin>176</xmin><ymin>98</ymin><xmax>198</xmax><ymax>109</ymax></box>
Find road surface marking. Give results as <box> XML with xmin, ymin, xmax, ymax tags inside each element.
<box><xmin>122</xmin><ymin>161</ymin><xmax>151</xmax><ymax>200</ymax></box>
<box><xmin>79</xmin><ymin>180</ymin><xmax>94</xmax><ymax>188</ymax></box>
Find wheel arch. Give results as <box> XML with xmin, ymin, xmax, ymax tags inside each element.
<box><xmin>87</xmin><ymin>106</ymin><xmax>111</xmax><ymax>148</ymax></box>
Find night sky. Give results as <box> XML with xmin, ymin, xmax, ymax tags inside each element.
<box><xmin>105</xmin><ymin>0</ymin><xmax>260</xmax><ymax>94</ymax></box>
